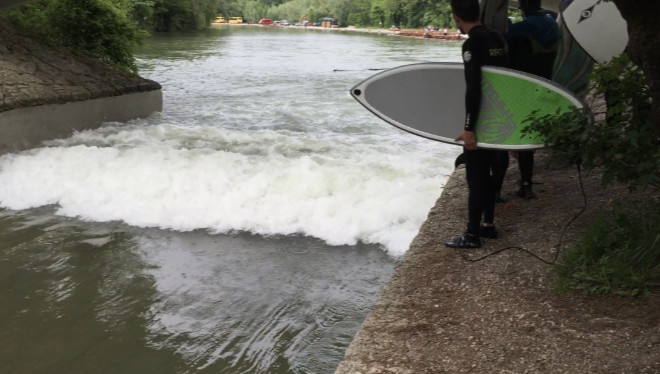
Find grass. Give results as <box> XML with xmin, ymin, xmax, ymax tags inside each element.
<box><xmin>554</xmin><ymin>200</ymin><xmax>660</xmax><ymax>297</ymax></box>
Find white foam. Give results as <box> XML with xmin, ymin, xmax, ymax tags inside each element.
<box><xmin>0</xmin><ymin>123</ymin><xmax>457</xmax><ymax>256</ymax></box>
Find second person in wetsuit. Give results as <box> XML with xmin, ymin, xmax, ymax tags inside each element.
<box><xmin>507</xmin><ymin>0</ymin><xmax>560</xmax><ymax>198</ymax></box>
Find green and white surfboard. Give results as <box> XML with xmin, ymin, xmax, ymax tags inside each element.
<box><xmin>350</xmin><ymin>62</ymin><xmax>588</xmax><ymax>150</ymax></box>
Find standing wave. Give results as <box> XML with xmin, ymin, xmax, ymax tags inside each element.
<box><xmin>0</xmin><ymin>123</ymin><xmax>457</xmax><ymax>256</ymax></box>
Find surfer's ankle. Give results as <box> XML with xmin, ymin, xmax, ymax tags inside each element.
<box><xmin>494</xmin><ymin>191</ymin><xmax>507</xmax><ymax>203</ymax></box>
<box><xmin>516</xmin><ymin>181</ymin><xmax>535</xmax><ymax>198</ymax></box>
<box><xmin>480</xmin><ymin>224</ymin><xmax>498</xmax><ymax>239</ymax></box>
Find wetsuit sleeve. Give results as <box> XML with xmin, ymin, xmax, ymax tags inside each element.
<box><xmin>462</xmin><ymin>39</ymin><xmax>483</xmax><ymax>132</ymax></box>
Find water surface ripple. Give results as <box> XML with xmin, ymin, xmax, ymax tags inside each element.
<box><xmin>0</xmin><ymin>26</ymin><xmax>462</xmax><ymax>373</ymax></box>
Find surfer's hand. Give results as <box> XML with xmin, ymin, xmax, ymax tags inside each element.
<box><xmin>455</xmin><ymin>131</ymin><xmax>477</xmax><ymax>150</ymax></box>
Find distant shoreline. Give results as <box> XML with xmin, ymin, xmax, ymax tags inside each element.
<box><xmin>211</xmin><ymin>22</ymin><xmax>467</xmax><ymax>41</ymax></box>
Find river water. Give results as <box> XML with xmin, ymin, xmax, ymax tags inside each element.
<box><xmin>0</xmin><ymin>26</ymin><xmax>462</xmax><ymax>373</ymax></box>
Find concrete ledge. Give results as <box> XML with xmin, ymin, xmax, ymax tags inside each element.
<box><xmin>0</xmin><ymin>90</ymin><xmax>162</xmax><ymax>154</ymax></box>
<box><xmin>334</xmin><ymin>152</ymin><xmax>660</xmax><ymax>373</ymax></box>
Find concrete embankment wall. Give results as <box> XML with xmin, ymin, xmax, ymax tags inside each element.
<box><xmin>0</xmin><ymin>17</ymin><xmax>162</xmax><ymax>154</ymax></box>
<box><xmin>0</xmin><ymin>90</ymin><xmax>162</xmax><ymax>154</ymax></box>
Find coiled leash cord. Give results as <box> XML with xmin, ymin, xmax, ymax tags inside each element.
<box><xmin>458</xmin><ymin>164</ymin><xmax>587</xmax><ymax>265</ymax></box>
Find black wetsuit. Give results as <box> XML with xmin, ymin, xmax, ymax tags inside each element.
<box><xmin>507</xmin><ymin>10</ymin><xmax>560</xmax><ymax>190</ymax></box>
<box><xmin>461</xmin><ymin>24</ymin><xmax>508</xmax><ymax>235</ymax></box>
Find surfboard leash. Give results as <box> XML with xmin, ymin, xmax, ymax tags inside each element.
<box><xmin>332</xmin><ymin>68</ymin><xmax>386</xmax><ymax>72</ymax></box>
<box><xmin>457</xmin><ymin>163</ymin><xmax>588</xmax><ymax>265</ymax></box>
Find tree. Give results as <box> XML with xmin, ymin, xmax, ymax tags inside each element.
<box><xmin>218</xmin><ymin>0</ymin><xmax>242</xmax><ymax>19</ymax></box>
<box><xmin>239</xmin><ymin>0</ymin><xmax>267</xmax><ymax>22</ymax></box>
<box><xmin>4</xmin><ymin>0</ymin><xmax>143</xmax><ymax>72</ymax></box>
<box><xmin>345</xmin><ymin>0</ymin><xmax>371</xmax><ymax>27</ymax></box>
<box><xmin>151</xmin><ymin>0</ymin><xmax>216</xmax><ymax>31</ymax></box>
<box><xmin>370</xmin><ymin>0</ymin><xmax>386</xmax><ymax>27</ymax></box>
<box><xmin>401</xmin><ymin>0</ymin><xmax>430</xmax><ymax>27</ymax></box>
<box><xmin>612</xmin><ymin>0</ymin><xmax>660</xmax><ymax>129</ymax></box>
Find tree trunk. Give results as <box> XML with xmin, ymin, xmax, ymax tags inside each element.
<box><xmin>612</xmin><ymin>0</ymin><xmax>660</xmax><ymax>130</ymax></box>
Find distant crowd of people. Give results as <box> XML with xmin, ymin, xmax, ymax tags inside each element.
<box><xmin>422</xmin><ymin>26</ymin><xmax>464</xmax><ymax>40</ymax></box>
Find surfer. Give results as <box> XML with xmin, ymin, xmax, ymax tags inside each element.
<box><xmin>507</xmin><ymin>0</ymin><xmax>560</xmax><ymax>198</ymax></box>
<box><xmin>445</xmin><ymin>0</ymin><xmax>509</xmax><ymax>249</ymax></box>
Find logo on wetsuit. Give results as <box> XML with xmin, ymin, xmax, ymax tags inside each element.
<box><xmin>489</xmin><ymin>47</ymin><xmax>506</xmax><ymax>57</ymax></box>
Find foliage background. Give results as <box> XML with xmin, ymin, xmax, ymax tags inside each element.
<box><xmin>2</xmin><ymin>0</ymin><xmax>458</xmax><ymax>72</ymax></box>
<box><xmin>216</xmin><ymin>0</ymin><xmax>455</xmax><ymax>29</ymax></box>
<box><xmin>3</xmin><ymin>0</ymin><xmax>144</xmax><ymax>72</ymax></box>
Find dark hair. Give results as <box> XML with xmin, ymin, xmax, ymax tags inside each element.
<box><xmin>519</xmin><ymin>0</ymin><xmax>542</xmax><ymax>12</ymax></box>
<box><xmin>451</xmin><ymin>0</ymin><xmax>480</xmax><ymax>22</ymax></box>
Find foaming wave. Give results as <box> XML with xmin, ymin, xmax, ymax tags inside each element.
<box><xmin>0</xmin><ymin>124</ymin><xmax>457</xmax><ymax>256</ymax></box>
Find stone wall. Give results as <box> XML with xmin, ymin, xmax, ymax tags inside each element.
<box><xmin>0</xmin><ymin>17</ymin><xmax>162</xmax><ymax>153</ymax></box>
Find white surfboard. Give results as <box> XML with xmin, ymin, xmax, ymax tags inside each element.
<box><xmin>552</xmin><ymin>0</ymin><xmax>595</xmax><ymax>97</ymax></box>
<box><xmin>351</xmin><ymin>63</ymin><xmax>588</xmax><ymax>150</ymax></box>
<box><xmin>561</xmin><ymin>0</ymin><xmax>628</xmax><ymax>63</ymax></box>
<box><xmin>480</xmin><ymin>0</ymin><xmax>510</xmax><ymax>35</ymax></box>
<box><xmin>510</xmin><ymin>0</ymin><xmax>562</xmax><ymax>12</ymax></box>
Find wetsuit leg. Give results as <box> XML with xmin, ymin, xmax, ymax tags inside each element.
<box><xmin>465</xmin><ymin>149</ymin><xmax>496</xmax><ymax>234</ymax></box>
<box><xmin>518</xmin><ymin>150</ymin><xmax>534</xmax><ymax>185</ymax></box>
<box><xmin>492</xmin><ymin>151</ymin><xmax>509</xmax><ymax>201</ymax></box>
<box><xmin>484</xmin><ymin>149</ymin><xmax>497</xmax><ymax>224</ymax></box>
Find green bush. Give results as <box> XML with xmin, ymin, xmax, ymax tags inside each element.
<box><xmin>555</xmin><ymin>201</ymin><xmax>660</xmax><ymax>297</ymax></box>
<box><xmin>52</xmin><ymin>0</ymin><xmax>143</xmax><ymax>72</ymax></box>
<box><xmin>523</xmin><ymin>54</ymin><xmax>659</xmax><ymax>190</ymax></box>
<box><xmin>524</xmin><ymin>54</ymin><xmax>660</xmax><ymax>297</ymax></box>
<box><xmin>150</xmin><ymin>0</ymin><xmax>217</xmax><ymax>32</ymax></box>
<box><xmin>3</xmin><ymin>0</ymin><xmax>143</xmax><ymax>73</ymax></box>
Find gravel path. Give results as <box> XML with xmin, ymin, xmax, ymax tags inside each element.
<box><xmin>336</xmin><ymin>151</ymin><xmax>660</xmax><ymax>374</ymax></box>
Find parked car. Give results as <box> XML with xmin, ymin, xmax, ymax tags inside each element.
<box><xmin>229</xmin><ymin>17</ymin><xmax>243</xmax><ymax>24</ymax></box>
<box><xmin>214</xmin><ymin>16</ymin><xmax>226</xmax><ymax>23</ymax></box>
<box><xmin>258</xmin><ymin>18</ymin><xmax>273</xmax><ymax>25</ymax></box>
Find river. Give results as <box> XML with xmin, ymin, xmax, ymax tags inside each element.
<box><xmin>0</xmin><ymin>25</ymin><xmax>462</xmax><ymax>374</ymax></box>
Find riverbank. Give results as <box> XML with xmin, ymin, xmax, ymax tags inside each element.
<box><xmin>335</xmin><ymin>149</ymin><xmax>660</xmax><ymax>373</ymax></box>
<box><xmin>212</xmin><ymin>22</ymin><xmax>467</xmax><ymax>41</ymax></box>
<box><xmin>0</xmin><ymin>19</ymin><xmax>160</xmax><ymax>113</ymax></box>
<box><xmin>0</xmin><ymin>18</ymin><xmax>161</xmax><ymax>153</ymax></box>
<box><xmin>342</xmin><ymin>26</ymin><xmax>465</xmax><ymax>41</ymax></box>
